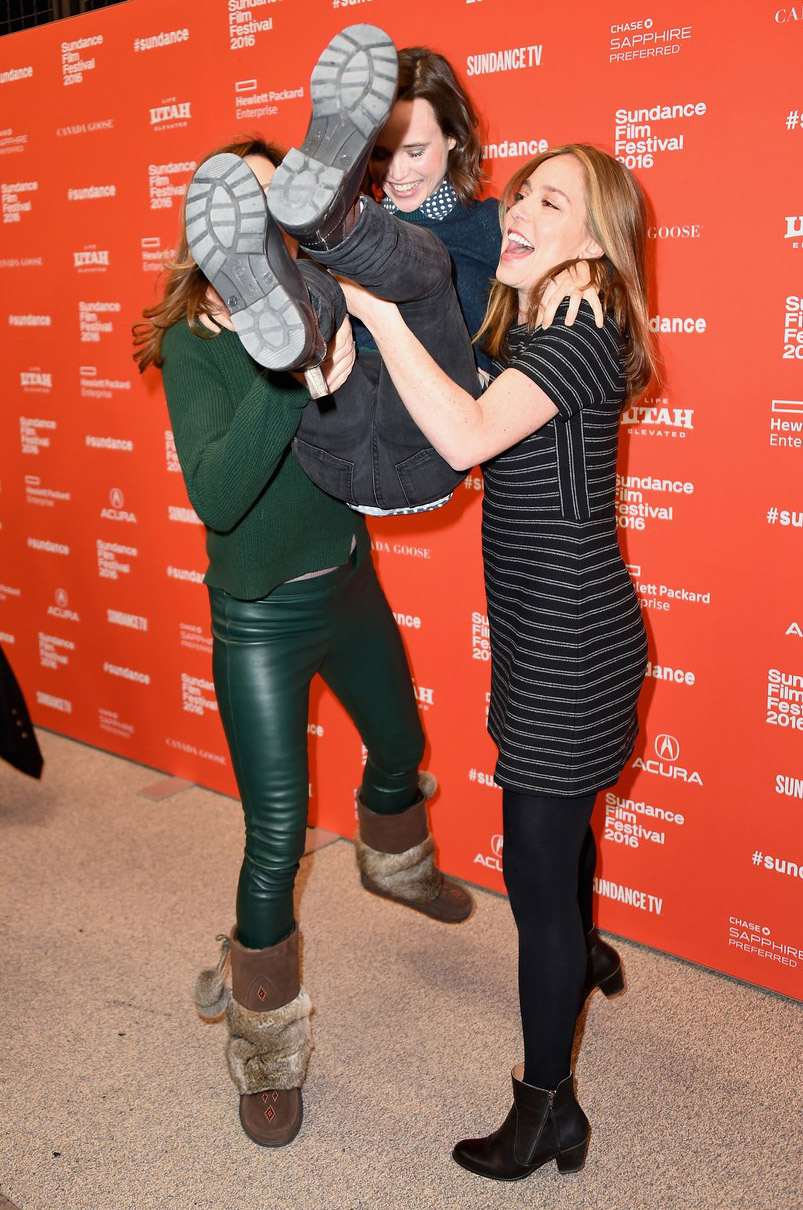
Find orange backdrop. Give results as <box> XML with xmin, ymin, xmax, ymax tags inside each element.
<box><xmin>1</xmin><ymin>0</ymin><xmax>801</xmax><ymax>997</ymax></box>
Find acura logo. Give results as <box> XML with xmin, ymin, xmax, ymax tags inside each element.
<box><xmin>491</xmin><ymin>834</ymin><xmax>504</xmax><ymax>858</ymax></box>
<box><xmin>55</xmin><ymin>588</ymin><xmax>68</xmax><ymax>607</ymax></box>
<box><xmin>655</xmin><ymin>734</ymin><xmax>680</xmax><ymax>761</ymax></box>
<box><xmin>109</xmin><ymin>487</ymin><xmax>124</xmax><ymax>508</ymax></box>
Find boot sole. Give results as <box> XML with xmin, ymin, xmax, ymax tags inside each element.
<box><xmin>267</xmin><ymin>25</ymin><xmax>398</xmax><ymax>236</ymax></box>
<box><xmin>360</xmin><ymin>873</ymin><xmax>473</xmax><ymax>923</ymax></box>
<box><xmin>185</xmin><ymin>153</ymin><xmax>314</xmax><ymax>369</ymax></box>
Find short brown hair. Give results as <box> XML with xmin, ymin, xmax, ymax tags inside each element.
<box><xmin>394</xmin><ymin>47</ymin><xmax>483</xmax><ymax>203</ymax></box>
<box><xmin>133</xmin><ymin>136</ymin><xmax>283</xmax><ymax>371</ymax></box>
<box><xmin>476</xmin><ymin>144</ymin><xmax>657</xmax><ymax>401</ymax></box>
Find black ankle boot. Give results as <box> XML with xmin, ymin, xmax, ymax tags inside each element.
<box><xmin>185</xmin><ymin>153</ymin><xmax>324</xmax><ymax>372</ymax></box>
<box><xmin>452</xmin><ymin>1067</ymin><xmax>589</xmax><ymax>1182</ymax></box>
<box><xmin>267</xmin><ymin>25</ymin><xmax>398</xmax><ymax>251</ymax></box>
<box><xmin>580</xmin><ymin>927</ymin><xmax>625</xmax><ymax>1004</ymax></box>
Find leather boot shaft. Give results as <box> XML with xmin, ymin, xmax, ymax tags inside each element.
<box><xmin>229</xmin><ymin>924</ymin><xmax>301</xmax><ymax>1012</ymax></box>
<box><xmin>357</xmin><ymin>793</ymin><xmax>429</xmax><ymax>854</ymax></box>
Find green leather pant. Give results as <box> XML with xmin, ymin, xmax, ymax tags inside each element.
<box><xmin>209</xmin><ymin>554</ymin><xmax>424</xmax><ymax>948</ymax></box>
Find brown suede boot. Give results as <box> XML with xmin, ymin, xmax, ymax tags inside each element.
<box><xmin>356</xmin><ymin>777</ymin><xmax>473</xmax><ymax>923</ymax></box>
<box><xmin>225</xmin><ymin>926</ymin><xmax>312</xmax><ymax>1147</ymax></box>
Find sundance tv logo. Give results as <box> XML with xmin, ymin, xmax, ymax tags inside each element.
<box><xmin>632</xmin><ymin>733</ymin><xmax>703</xmax><ymax>786</ymax></box>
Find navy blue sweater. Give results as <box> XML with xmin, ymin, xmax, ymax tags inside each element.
<box><xmin>352</xmin><ymin>196</ymin><xmax>501</xmax><ymax>372</ymax></box>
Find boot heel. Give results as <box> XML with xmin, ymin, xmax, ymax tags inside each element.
<box><xmin>599</xmin><ymin>965</ymin><xmax>625</xmax><ymax>997</ymax></box>
<box><xmin>555</xmin><ymin>1139</ymin><xmax>588</xmax><ymax>1173</ymax></box>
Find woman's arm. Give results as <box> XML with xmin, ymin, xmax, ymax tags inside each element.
<box><xmin>339</xmin><ymin>281</ymin><xmax>558</xmax><ymax>470</ymax></box>
<box><xmin>162</xmin><ymin>332</ymin><xmax>307</xmax><ymax>533</ymax></box>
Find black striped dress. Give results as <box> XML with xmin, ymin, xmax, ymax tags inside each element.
<box><xmin>482</xmin><ymin>302</ymin><xmax>647</xmax><ymax>796</ymax></box>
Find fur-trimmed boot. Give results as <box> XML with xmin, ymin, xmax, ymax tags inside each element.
<box><xmin>356</xmin><ymin>775</ymin><xmax>473</xmax><ymax>923</ymax></box>
<box><xmin>452</xmin><ymin>1066</ymin><xmax>589</xmax><ymax>1182</ymax></box>
<box><xmin>224</xmin><ymin>926</ymin><xmax>312</xmax><ymax>1147</ymax></box>
<box><xmin>580</xmin><ymin>927</ymin><xmax>625</xmax><ymax>1004</ymax></box>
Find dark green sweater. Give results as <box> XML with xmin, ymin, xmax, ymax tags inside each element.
<box><xmin>161</xmin><ymin>320</ymin><xmax>368</xmax><ymax>599</ymax></box>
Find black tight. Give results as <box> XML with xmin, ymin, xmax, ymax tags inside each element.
<box><xmin>502</xmin><ymin>789</ymin><xmax>597</xmax><ymax>1089</ymax></box>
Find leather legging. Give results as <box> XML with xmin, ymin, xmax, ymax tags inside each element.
<box><xmin>209</xmin><ymin>553</ymin><xmax>424</xmax><ymax>949</ymax></box>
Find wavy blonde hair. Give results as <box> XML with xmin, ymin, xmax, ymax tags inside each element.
<box><xmin>133</xmin><ymin>136</ymin><xmax>283</xmax><ymax>371</ymax></box>
<box><xmin>476</xmin><ymin>144</ymin><xmax>656</xmax><ymax>401</ymax></box>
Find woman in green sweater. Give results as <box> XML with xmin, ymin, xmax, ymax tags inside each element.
<box><xmin>134</xmin><ymin>135</ymin><xmax>472</xmax><ymax>1150</ymax></box>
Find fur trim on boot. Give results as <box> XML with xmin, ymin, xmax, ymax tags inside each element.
<box><xmin>355</xmin><ymin>833</ymin><xmax>441</xmax><ymax>902</ymax></box>
<box><xmin>356</xmin><ymin>786</ymin><xmax>474</xmax><ymax>923</ymax></box>
<box><xmin>226</xmin><ymin>988</ymin><xmax>313</xmax><ymax>1095</ymax></box>
<box><xmin>194</xmin><ymin>934</ymin><xmax>231</xmax><ymax>1023</ymax></box>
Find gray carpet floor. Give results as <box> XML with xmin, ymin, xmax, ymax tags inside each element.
<box><xmin>2</xmin><ymin>730</ymin><xmax>801</xmax><ymax>1210</ymax></box>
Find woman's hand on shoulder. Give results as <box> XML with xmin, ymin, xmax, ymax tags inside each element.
<box><xmin>541</xmin><ymin>261</ymin><xmax>604</xmax><ymax>330</ymax></box>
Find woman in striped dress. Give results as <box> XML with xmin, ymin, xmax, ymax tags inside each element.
<box><xmin>340</xmin><ymin>144</ymin><xmax>654</xmax><ymax>1182</ymax></box>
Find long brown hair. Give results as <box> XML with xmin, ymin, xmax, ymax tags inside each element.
<box><xmin>476</xmin><ymin>144</ymin><xmax>656</xmax><ymax>401</ymax></box>
<box><xmin>390</xmin><ymin>47</ymin><xmax>483</xmax><ymax>204</ymax></box>
<box><xmin>133</xmin><ymin>136</ymin><xmax>283</xmax><ymax>372</ymax></box>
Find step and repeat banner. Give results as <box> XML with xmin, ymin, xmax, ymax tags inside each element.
<box><xmin>0</xmin><ymin>0</ymin><xmax>800</xmax><ymax>996</ymax></box>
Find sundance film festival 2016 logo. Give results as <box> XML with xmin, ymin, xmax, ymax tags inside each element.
<box><xmin>61</xmin><ymin>34</ymin><xmax>102</xmax><ymax>86</ymax></box>
<box><xmin>1</xmin><ymin>180</ymin><xmax>37</xmax><ymax>223</ymax></box>
<box><xmin>769</xmin><ymin>399</ymin><xmax>803</xmax><ymax>449</ymax></box>
<box><xmin>471</xmin><ymin>610</ymin><xmax>490</xmax><ymax>660</ymax></box>
<box><xmin>766</xmin><ymin>669</ymin><xmax>803</xmax><ymax>730</ymax></box>
<box><xmin>614</xmin><ymin>100</ymin><xmax>706</xmax><ymax>169</ymax></box>
<box><xmin>604</xmin><ymin>790</ymin><xmax>686</xmax><ymax>850</ymax></box>
<box><xmin>48</xmin><ymin>588</ymin><xmax>80</xmax><ymax>623</ymax></box>
<box><xmin>38</xmin><ymin>631</ymin><xmax>75</xmax><ymax>669</ymax></box>
<box><xmin>101</xmin><ymin>488</ymin><xmax>136</xmax><ymax>524</ymax></box>
<box><xmin>632</xmin><ymin>733</ymin><xmax>703</xmax><ymax>786</ymax></box>
<box><xmin>148</xmin><ymin>161</ymin><xmax>195</xmax><ymax>210</ymax></box>
<box><xmin>228</xmin><ymin>0</ymin><xmax>274</xmax><ymax>50</ymax></box>
<box><xmin>97</xmin><ymin>539</ymin><xmax>137</xmax><ymax>579</ymax></box>
<box><xmin>783</xmin><ymin>295</ymin><xmax>803</xmax><ymax>358</ymax></box>
<box><xmin>474</xmin><ymin>833</ymin><xmax>504</xmax><ymax>873</ymax></box>
<box><xmin>20</xmin><ymin>416</ymin><xmax>56</xmax><ymax>455</ymax></box>
<box><xmin>615</xmin><ymin>473</ymin><xmax>694</xmax><ymax>531</ymax></box>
